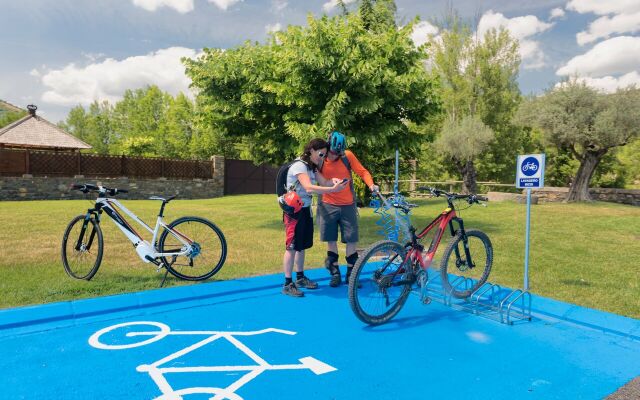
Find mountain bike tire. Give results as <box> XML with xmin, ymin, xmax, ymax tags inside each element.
<box><xmin>348</xmin><ymin>240</ymin><xmax>412</xmax><ymax>325</ymax></box>
<box><xmin>440</xmin><ymin>229</ymin><xmax>493</xmax><ymax>298</ymax></box>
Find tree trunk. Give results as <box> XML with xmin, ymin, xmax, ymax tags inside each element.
<box><xmin>457</xmin><ymin>160</ymin><xmax>478</xmax><ymax>194</ymax></box>
<box><xmin>566</xmin><ymin>150</ymin><xmax>606</xmax><ymax>202</ymax></box>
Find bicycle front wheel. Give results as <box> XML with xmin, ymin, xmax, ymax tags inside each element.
<box><xmin>348</xmin><ymin>240</ymin><xmax>412</xmax><ymax>325</ymax></box>
<box><xmin>158</xmin><ymin>216</ymin><xmax>227</xmax><ymax>281</ymax></box>
<box><xmin>440</xmin><ymin>229</ymin><xmax>493</xmax><ymax>298</ymax></box>
<box><xmin>61</xmin><ymin>215</ymin><xmax>103</xmax><ymax>280</ymax></box>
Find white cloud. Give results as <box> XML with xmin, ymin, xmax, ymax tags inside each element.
<box><xmin>271</xmin><ymin>0</ymin><xmax>287</xmax><ymax>12</ymax></box>
<box><xmin>549</xmin><ymin>8</ymin><xmax>566</xmax><ymax>20</ymax></box>
<box><xmin>576</xmin><ymin>11</ymin><xmax>640</xmax><ymax>45</ymax></box>
<box><xmin>266</xmin><ymin>23</ymin><xmax>282</xmax><ymax>33</ymax></box>
<box><xmin>132</xmin><ymin>0</ymin><xmax>194</xmax><ymax>13</ymax></box>
<box><xmin>557</xmin><ymin>36</ymin><xmax>640</xmax><ymax>77</ymax></box>
<box><xmin>410</xmin><ymin>21</ymin><xmax>439</xmax><ymax>47</ymax></box>
<box><xmin>322</xmin><ymin>0</ymin><xmax>356</xmax><ymax>13</ymax></box>
<box><xmin>29</xmin><ymin>69</ymin><xmax>40</xmax><ymax>78</ymax></box>
<box><xmin>208</xmin><ymin>0</ymin><xmax>243</xmax><ymax>11</ymax></box>
<box><xmin>39</xmin><ymin>47</ymin><xmax>199</xmax><ymax>107</ymax></box>
<box><xmin>559</xmin><ymin>71</ymin><xmax>640</xmax><ymax>93</ymax></box>
<box><xmin>567</xmin><ymin>0</ymin><xmax>640</xmax><ymax>16</ymax></box>
<box><xmin>478</xmin><ymin>11</ymin><xmax>553</xmax><ymax>41</ymax></box>
<box><xmin>477</xmin><ymin>11</ymin><xmax>553</xmax><ymax>69</ymax></box>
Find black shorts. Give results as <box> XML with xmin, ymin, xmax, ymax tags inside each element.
<box><xmin>284</xmin><ymin>207</ymin><xmax>313</xmax><ymax>251</ymax></box>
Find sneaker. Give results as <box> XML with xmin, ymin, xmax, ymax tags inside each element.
<box><xmin>296</xmin><ymin>275</ymin><xmax>318</xmax><ymax>289</ymax></box>
<box><xmin>282</xmin><ymin>282</ymin><xmax>304</xmax><ymax>297</ymax></box>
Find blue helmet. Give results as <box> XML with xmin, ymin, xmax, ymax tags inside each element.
<box><xmin>328</xmin><ymin>131</ymin><xmax>346</xmax><ymax>154</ymax></box>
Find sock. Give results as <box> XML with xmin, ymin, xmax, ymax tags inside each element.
<box><xmin>296</xmin><ymin>271</ymin><xmax>305</xmax><ymax>280</ymax></box>
<box><xmin>285</xmin><ymin>277</ymin><xmax>293</xmax><ymax>285</ymax></box>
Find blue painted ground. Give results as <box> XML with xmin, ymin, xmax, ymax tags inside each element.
<box><xmin>1</xmin><ymin>268</ymin><xmax>639</xmax><ymax>400</ymax></box>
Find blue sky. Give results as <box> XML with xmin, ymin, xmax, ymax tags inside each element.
<box><xmin>1</xmin><ymin>0</ymin><xmax>639</xmax><ymax>123</ymax></box>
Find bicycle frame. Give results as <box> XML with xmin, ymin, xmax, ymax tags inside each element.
<box><xmin>405</xmin><ymin>206</ymin><xmax>466</xmax><ymax>271</ymax></box>
<box><xmin>80</xmin><ymin>196</ymin><xmax>193</xmax><ymax>263</ymax></box>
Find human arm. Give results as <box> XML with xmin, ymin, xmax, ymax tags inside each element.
<box><xmin>297</xmin><ymin>172</ymin><xmax>347</xmax><ymax>194</ymax></box>
<box><xmin>345</xmin><ymin>151</ymin><xmax>377</xmax><ymax>191</ymax></box>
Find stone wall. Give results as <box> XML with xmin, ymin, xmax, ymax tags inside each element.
<box><xmin>0</xmin><ymin>155</ymin><xmax>225</xmax><ymax>201</ymax></box>
<box><xmin>530</xmin><ymin>187</ymin><xmax>640</xmax><ymax>206</ymax></box>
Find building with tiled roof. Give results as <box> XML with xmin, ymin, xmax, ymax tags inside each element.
<box><xmin>0</xmin><ymin>105</ymin><xmax>91</xmax><ymax>151</ymax></box>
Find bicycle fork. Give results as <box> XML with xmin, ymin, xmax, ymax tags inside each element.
<box><xmin>75</xmin><ymin>212</ymin><xmax>100</xmax><ymax>252</ymax></box>
<box><xmin>449</xmin><ymin>218</ymin><xmax>475</xmax><ymax>270</ymax></box>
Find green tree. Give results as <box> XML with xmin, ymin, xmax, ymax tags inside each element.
<box><xmin>185</xmin><ymin>7</ymin><xmax>439</xmax><ymax>174</ymax></box>
<box><xmin>429</xmin><ymin>13</ymin><xmax>522</xmax><ymax>193</ymax></box>
<box><xmin>164</xmin><ymin>93</ymin><xmax>196</xmax><ymax>158</ymax></box>
<box><xmin>59</xmin><ymin>106</ymin><xmax>89</xmax><ymax>142</ymax></box>
<box><xmin>0</xmin><ymin>110</ymin><xmax>27</xmax><ymax>128</ymax></box>
<box><xmin>111</xmin><ymin>85</ymin><xmax>172</xmax><ymax>156</ymax></box>
<box><xmin>518</xmin><ymin>81</ymin><xmax>640</xmax><ymax>201</ymax></box>
<box><xmin>85</xmin><ymin>101</ymin><xmax>116</xmax><ymax>155</ymax></box>
<box><xmin>618</xmin><ymin>138</ymin><xmax>640</xmax><ymax>187</ymax></box>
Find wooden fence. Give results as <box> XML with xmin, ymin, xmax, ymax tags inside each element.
<box><xmin>0</xmin><ymin>148</ymin><xmax>212</xmax><ymax>179</ymax></box>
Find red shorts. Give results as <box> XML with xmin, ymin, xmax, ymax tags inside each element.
<box><xmin>284</xmin><ymin>207</ymin><xmax>313</xmax><ymax>251</ymax></box>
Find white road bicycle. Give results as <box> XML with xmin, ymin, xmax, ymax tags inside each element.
<box><xmin>62</xmin><ymin>184</ymin><xmax>227</xmax><ymax>282</ymax></box>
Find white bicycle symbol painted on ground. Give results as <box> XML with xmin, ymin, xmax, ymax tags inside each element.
<box><xmin>88</xmin><ymin>321</ymin><xmax>337</xmax><ymax>400</ymax></box>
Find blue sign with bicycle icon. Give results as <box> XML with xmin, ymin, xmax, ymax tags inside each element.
<box><xmin>516</xmin><ymin>154</ymin><xmax>545</xmax><ymax>188</ymax></box>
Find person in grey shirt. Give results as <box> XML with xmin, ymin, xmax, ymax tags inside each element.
<box><xmin>281</xmin><ymin>138</ymin><xmax>348</xmax><ymax>297</ymax></box>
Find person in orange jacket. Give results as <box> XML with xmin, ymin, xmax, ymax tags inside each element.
<box><xmin>318</xmin><ymin>131</ymin><xmax>379</xmax><ymax>287</ymax></box>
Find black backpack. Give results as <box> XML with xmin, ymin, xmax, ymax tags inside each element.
<box><xmin>275</xmin><ymin>159</ymin><xmax>309</xmax><ymax>197</ymax></box>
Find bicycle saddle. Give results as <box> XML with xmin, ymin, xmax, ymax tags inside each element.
<box><xmin>149</xmin><ymin>195</ymin><xmax>177</xmax><ymax>202</ymax></box>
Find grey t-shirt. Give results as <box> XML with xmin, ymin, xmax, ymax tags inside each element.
<box><xmin>287</xmin><ymin>159</ymin><xmax>316</xmax><ymax>207</ymax></box>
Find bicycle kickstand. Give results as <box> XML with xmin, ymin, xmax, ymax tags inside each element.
<box><xmin>159</xmin><ymin>255</ymin><xmax>178</xmax><ymax>288</ymax></box>
<box><xmin>160</xmin><ymin>268</ymin><xmax>170</xmax><ymax>288</ymax></box>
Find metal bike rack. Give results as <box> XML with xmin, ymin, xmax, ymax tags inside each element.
<box><xmin>416</xmin><ymin>269</ymin><xmax>532</xmax><ymax>325</ymax></box>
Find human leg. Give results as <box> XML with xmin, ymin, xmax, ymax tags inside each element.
<box><xmin>318</xmin><ymin>203</ymin><xmax>342</xmax><ymax>287</ymax></box>
<box><xmin>282</xmin><ymin>212</ymin><xmax>303</xmax><ymax>297</ymax></box>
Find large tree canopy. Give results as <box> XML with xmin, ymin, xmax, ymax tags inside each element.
<box><xmin>185</xmin><ymin>9</ymin><xmax>439</xmax><ymax>176</ymax></box>
<box><xmin>429</xmin><ymin>13</ymin><xmax>522</xmax><ymax>193</ymax></box>
<box><xmin>518</xmin><ymin>81</ymin><xmax>640</xmax><ymax>201</ymax></box>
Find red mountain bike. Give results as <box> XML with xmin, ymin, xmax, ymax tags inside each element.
<box><xmin>348</xmin><ymin>187</ymin><xmax>493</xmax><ymax>325</ymax></box>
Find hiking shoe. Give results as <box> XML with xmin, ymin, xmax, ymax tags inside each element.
<box><xmin>282</xmin><ymin>282</ymin><xmax>304</xmax><ymax>297</ymax></box>
<box><xmin>329</xmin><ymin>273</ymin><xmax>342</xmax><ymax>287</ymax></box>
<box><xmin>296</xmin><ymin>275</ymin><xmax>318</xmax><ymax>290</ymax></box>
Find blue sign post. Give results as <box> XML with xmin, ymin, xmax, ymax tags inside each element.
<box><xmin>516</xmin><ymin>154</ymin><xmax>545</xmax><ymax>290</ymax></box>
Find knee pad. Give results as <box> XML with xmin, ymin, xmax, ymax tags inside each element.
<box><xmin>326</xmin><ymin>251</ymin><xmax>339</xmax><ymax>264</ymax></box>
<box><xmin>345</xmin><ymin>252</ymin><xmax>359</xmax><ymax>267</ymax></box>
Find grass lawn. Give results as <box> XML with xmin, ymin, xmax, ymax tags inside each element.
<box><xmin>0</xmin><ymin>194</ymin><xmax>638</xmax><ymax>319</ymax></box>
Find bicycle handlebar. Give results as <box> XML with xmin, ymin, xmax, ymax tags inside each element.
<box><xmin>71</xmin><ymin>183</ymin><xmax>129</xmax><ymax>196</ymax></box>
<box><xmin>417</xmin><ymin>186</ymin><xmax>488</xmax><ymax>205</ymax></box>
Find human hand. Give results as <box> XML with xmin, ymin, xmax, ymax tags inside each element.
<box><xmin>369</xmin><ymin>184</ymin><xmax>380</xmax><ymax>193</ymax></box>
<box><xmin>331</xmin><ymin>179</ymin><xmax>349</xmax><ymax>192</ymax></box>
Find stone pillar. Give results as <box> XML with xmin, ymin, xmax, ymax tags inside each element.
<box><xmin>211</xmin><ymin>155</ymin><xmax>225</xmax><ymax>196</ymax></box>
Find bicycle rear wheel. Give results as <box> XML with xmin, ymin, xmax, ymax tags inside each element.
<box><xmin>158</xmin><ymin>216</ymin><xmax>227</xmax><ymax>281</ymax></box>
<box><xmin>440</xmin><ymin>229</ymin><xmax>493</xmax><ymax>298</ymax></box>
<box><xmin>61</xmin><ymin>215</ymin><xmax>103</xmax><ymax>280</ymax></box>
<box><xmin>348</xmin><ymin>240</ymin><xmax>412</xmax><ymax>325</ymax></box>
